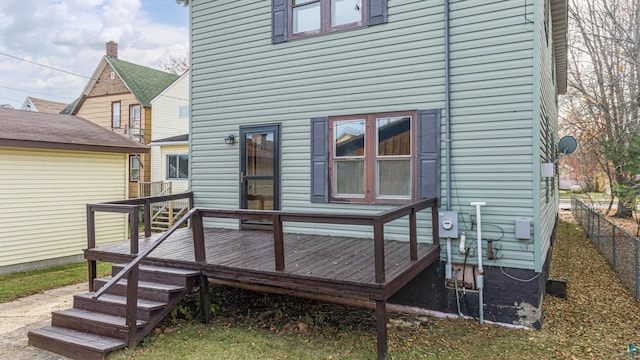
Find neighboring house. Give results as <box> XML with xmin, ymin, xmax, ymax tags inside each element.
<box><xmin>186</xmin><ymin>0</ymin><xmax>568</xmax><ymax>327</ymax></box>
<box><xmin>21</xmin><ymin>96</ymin><xmax>68</xmax><ymax>114</ymax></box>
<box><xmin>0</xmin><ymin>108</ymin><xmax>149</xmax><ymax>274</ymax></box>
<box><xmin>149</xmin><ymin>71</ymin><xmax>190</xmax><ymax>195</ymax></box>
<box><xmin>63</xmin><ymin>41</ymin><xmax>179</xmax><ymax>198</ymax></box>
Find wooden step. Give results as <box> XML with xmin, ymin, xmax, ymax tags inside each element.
<box><xmin>74</xmin><ymin>293</ymin><xmax>166</xmax><ymax>321</ymax></box>
<box><xmin>92</xmin><ymin>277</ymin><xmax>186</xmax><ymax>302</ymax></box>
<box><xmin>29</xmin><ymin>264</ymin><xmax>200</xmax><ymax>360</ymax></box>
<box><xmin>111</xmin><ymin>264</ymin><xmax>200</xmax><ymax>288</ymax></box>
<box><xmin>28</xmin><ymin>326</ymin><xmax>126</xmax><ymax>360</ymax></box>
<box><xmin>52</xmin><ymin>308</ymin><xmax>146</xmax><ymax>340</ymax></box>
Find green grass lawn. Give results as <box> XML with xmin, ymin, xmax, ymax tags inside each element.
<box><xmin>559</xmin><ymin>190</ymin><xmax>611</xmax><ymax>200</ymax></box>
<box><xmin>118</xmin><ymin>220</ymin><xmax>640</xmax><ymax>359</ymax></box>
<box><xmin>4</xmin><ymin>220</ymin><xmax>640</xmax><ymax>359</ymax></box>
<box><xmin>0</xmin><ymin>261</ymin><xmax>111</xmax><ymax>303</ymax></box>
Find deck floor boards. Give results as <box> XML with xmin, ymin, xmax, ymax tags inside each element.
<box><xmin>86</xmin><ymin>227</ymin><xmax>439</xmax><ymax>300</ymax></box>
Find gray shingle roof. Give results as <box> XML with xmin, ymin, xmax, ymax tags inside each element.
<box><xmin>0</xmin><ymin>108</ymin><xmax>149</xmax><ymax>153</ymax></box>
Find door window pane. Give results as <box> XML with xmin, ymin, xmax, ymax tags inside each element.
<box><xmin>335</xmin><ymin>120</ymin><xmax>365</xmax><ymax>157</ymax></box>
<box><xmin>293</xmin><ymin>1</ymin><xmax>320</xmax><ymax>33</ymax></box>
<box><xmin>334</xmin><ymin>160</ymin><xmax>365</xmax><ymax>196</ymax></box>
<box><xmin>377</xmin><ymin>116</ymin><xmax>411</xmax><ymax>156</ymax></box>
<box><xmin>377</xmin><ymin>159</ymin><xmax>411</xmax><ymax>197</ymax></box>
<box><xmin>246</xmin><ymin>133</ymin><xmax>275</xmax><ymax>176</ymax></box>
<box><xmin>331</xmin><ymin>0</ymin><xmax>362</xmax><ymax>26</ymax></box>
<box><xmin>247</xmin><ymin>179</ymin><xmax>274</xmax><ymax>211</ymax></box>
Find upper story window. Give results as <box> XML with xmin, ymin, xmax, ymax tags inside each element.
<box><xmin>130</xmin><ymin>105</ymin><xmax>141</xmax><ymax>128</ymax></box>
<box><xmin>111</xmin><ymin>101</ymin><xmax>121</xmax><ymax>128</ymax></box>
<box><xmin>330</xmin><ymin>112</ymin><xmax>413</xmax><ymax>204</ymax></box>
<box><xmin>291</xmin><ymin>0</ymin><xmax>362</xmax><ymax>37</ymax></box>
<box><xmin>179</xmin><ymin>105</ymin><xmax>189</xmax><ymax>118</ymax></box>
<box><xmin>272</xmin><ymin>0</ymin><xmax>388</xmax><ymax>43</ymax></box>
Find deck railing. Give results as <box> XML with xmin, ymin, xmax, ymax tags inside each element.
<box><xmin>86</xmin><ymin>195</ymin><xmax>439</xmax><ymax>348</ymax></box>
<box><xmin>86</xmin><ymin>192</ymin><xmax>194</xmax><ymax>346</ymax></box>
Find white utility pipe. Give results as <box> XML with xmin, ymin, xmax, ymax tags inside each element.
<box><xmin>470</xmin><ymin>201</ymin><xmax>486</xmax><ymax>324</ymax></box>
<box><xmin>446</xmin><ymin>238</ymin><xmax>452</xmax><ymax>279</ymax></box>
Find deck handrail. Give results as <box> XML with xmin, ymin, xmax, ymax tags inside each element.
<box><xmin>86</xmin><ymin>195</ymin><xmax>438</xmax><ymax>348</ymax></box>
<box><xmin>86</xmin><ymin>191</ymin><xmax>194</xmax><ymax>348</ymax></box>
<box><xmin>92</xmin><ymin>207</ymin><xmax>199</xmax><ymax>298</ymax></box>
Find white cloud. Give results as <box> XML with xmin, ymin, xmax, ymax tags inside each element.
<box><xmin>0</xmin><ymin>0</ymin><xmax>188</xmax><ymax>108</ymax></box>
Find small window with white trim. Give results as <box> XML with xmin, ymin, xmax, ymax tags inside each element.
<box><xmin>178</xmin><ymin>105</ymin><xmax>189</xmax><ymax>118</ymax></box>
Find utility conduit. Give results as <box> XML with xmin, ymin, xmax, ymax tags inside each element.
<box><xmin>470</xmin><ymin>201</ymin><xmax>486</xmax><ymax>324</ymax></box>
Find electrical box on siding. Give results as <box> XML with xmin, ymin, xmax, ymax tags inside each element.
<box><xmin>515</xmin><ymin>218</ymin><xmax>531</xmax><ymax>240</ymax></box>
<box><xmin>439</xmin><ymin>211</ymin><xmax>459</xmax><ymax>238</ymax></box>
<box><xmin>541</xmin><ymin>163</ymin><xmax>554</xmax><ymax>177</ymax></box>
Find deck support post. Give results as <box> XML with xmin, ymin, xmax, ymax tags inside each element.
<box><xmin>273</xmin><ymin>214</ymin><xmax>284</xmax><ymax>271</ymax></box>
<box><xmin>126</xmin><ymin>264</ymin><xmax>139</xmax><ymax>349</ymax></box>
<box><xmin>130</xmin><ymin>207</ymin><xmax>139</xmax><ymax>254</ymax></box>
<box><xmin>87</xmin><ymin>205</ymin><xmax>96</xmax><ymax>291</ymax></box>
<box><xmin>144</xmin><ymin>199</ymin><xmax>152</xmax><ymax>238</ymax></box>
<box><xmin>192</xmin><ymin>210</ymin><xmax>206</xmax><ymax>262</ymax></box>
<box><xmin>375</xmin><ymin>300</ymin><xmax>388</xmax><ymax>360</ymax></box>
<box><xmin>409</xmin><ymin>208</ymin><xmax>417</xmax><ymax>261</ymax></box>
<box><xmin>373</xmin><ymin>219</ymin><xmax>385</xmax><ymax>283</ymax></box>
<box><xmin>199</xmin><ymin>274</ymin><xmax>211</xmax><ymax>323</ymax></box>
<box><xmin>431</xmin><ymin>206</ymin><xmax>440</xmax><ymax>247</ymax></box>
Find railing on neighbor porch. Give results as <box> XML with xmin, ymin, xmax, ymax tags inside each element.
<box><xmin>138</xmin><ymin>181</ymin><xmax>189</xmax><ymax>227</ymax></box>
<box><xmin>138</xmin><ymin>181</ymin><xmax>172</xmax><ymax>198</ymax></box>
<box><xmin>572</xmin><ymin>197</ymin><xmax>640</xmax><ymax>299</ymax></box>
<box><xmin>86</xmin><ymin>195</ymin><xmax>440</xmax><ymax>349</ymax></box>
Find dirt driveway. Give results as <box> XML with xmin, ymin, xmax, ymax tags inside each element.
<box><xmin>0</xmin><ymin>283</ymin><xmax>84</xmax><ymax>360</ymax></box>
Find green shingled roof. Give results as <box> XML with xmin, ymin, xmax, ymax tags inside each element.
<box><xmin>106</xmin><ymin>57</ymin><xmax>179</xmax><ymax>108</ymax></box>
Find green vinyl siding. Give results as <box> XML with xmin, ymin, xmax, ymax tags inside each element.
<box><xmin>189</xmin><ymin>0</ymin><xmax>559</xmax><ymax>271</ymax></box>
<box><xmin>535</xmin><ymin>0</ymin><xmax>560</xmax><ymax>271</ymax></box>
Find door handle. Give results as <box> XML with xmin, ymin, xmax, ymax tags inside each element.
<box><xmin>240</xmin><ymin>171</ymin><xmax>245</xmax><ymax>184</ymax></box>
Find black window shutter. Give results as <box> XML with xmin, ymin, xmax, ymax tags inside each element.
<box><xmin>367</xmin><ymin>0</ymin><xmax>388</xmax><ymax>26</ymax></box>
<box><xmin>310</xmin><ymin>117</ymin><xmax>329</xmax><ymax>203</ymax></box>
<box><xmin>417</xmin><ymin>109</ymin><xmax>441</xmax><ymax>201</ymax></box>
<box><xmin>272</xmin><ymin>0</ymin><xmax>287</xmax><ymax>44</ymax></box>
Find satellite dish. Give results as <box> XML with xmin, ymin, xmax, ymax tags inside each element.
<box><xmin>558</xmin><ymin>136</ymin><xmax>577</xmax><ymax>155</ymax></box>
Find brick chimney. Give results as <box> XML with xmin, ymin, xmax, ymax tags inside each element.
<box><xmin>106</xmin><ymin>41</ymin><xmax>118</xmax><ymax>58</ymax></box>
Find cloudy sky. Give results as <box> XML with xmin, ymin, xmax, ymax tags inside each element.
<box><xmin>0</xmin><ymin>0</ymin><xmax>188</xmax><ymax>109</ymax></box>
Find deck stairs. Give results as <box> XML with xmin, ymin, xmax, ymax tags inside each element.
<box><xmin>28</xmin><ymin>263</ymin><xmax>201</xmax><ymax>360</ymax></box>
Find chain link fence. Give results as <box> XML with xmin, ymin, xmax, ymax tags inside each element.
<box><xmin>572</xmin><ymin>197</ymin><xmax>640</xmax><ymax>299</ymax></box>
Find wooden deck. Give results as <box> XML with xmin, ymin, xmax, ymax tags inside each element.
<box><xmin>83</xmin><ymin>194</ymin><xmax>440</xmax><ymax>359</ymax></box>
<box><xmin>86</xmin><ymin>227</ymin><xmax>439</xmax><ymax>301</ymax></box>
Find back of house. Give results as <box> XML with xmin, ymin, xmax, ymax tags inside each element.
<box><xmin>187</xmin><ymin>0</ymin><xmax>567</xmax><ymax>326</ymax></box>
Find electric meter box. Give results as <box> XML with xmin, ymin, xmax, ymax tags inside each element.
<box><xmin>439</xmin><ymin>211</ymin><xmax>459</xmax><ymax>238</ymax></box>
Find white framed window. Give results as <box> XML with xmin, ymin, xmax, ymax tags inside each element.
<box><xmin>130</xmin><ymin>104</ymin><xmax>141</xmax><ymax>129</ymax></box>
<box><xmin>291</xmin><ymin>0</ymin><xmax>363</xmax><ymax>37</ymax></box>
<box><xmin>167</xmin><ymin>154</ymin><xmax>189</xmax><ymax>179</ymax></box>
<box><xmin>179</xmin><ymin>105</ymin><xmax>189</xmax><ymax>118</ymax></box>
<box><xmin>130</xmin><ymin>155</ymin><xmax>140</xmax><ymax>181</ymax></box>
<box><xmin>112</xmin><ymin>101</ymin><xmax>121</xmax><ymax>128</ymax></box>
